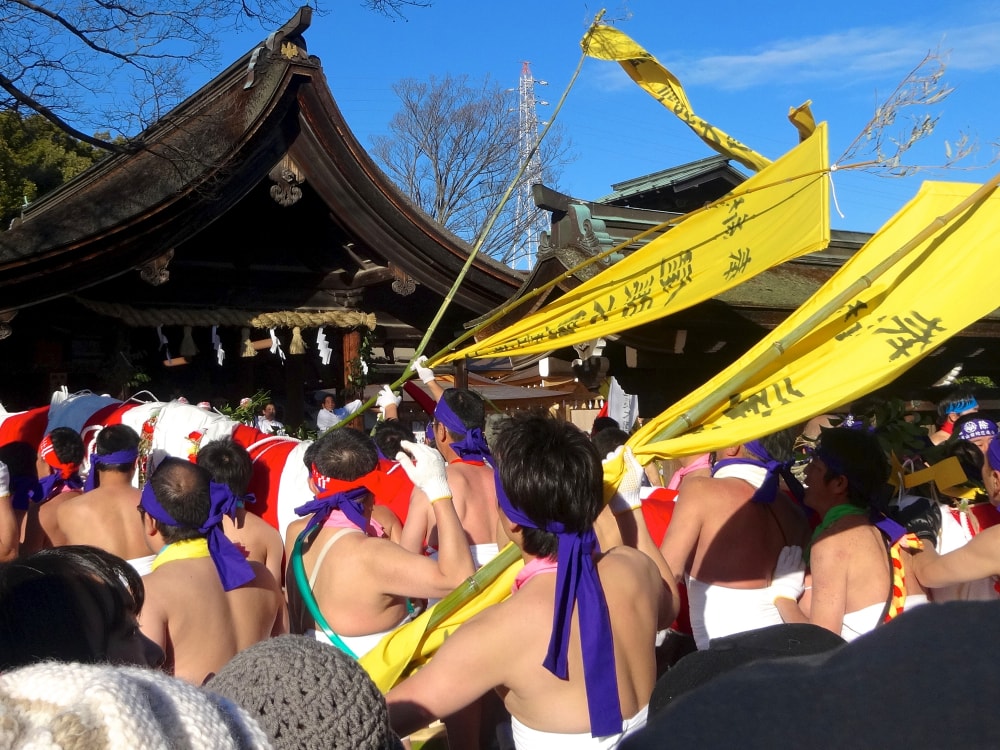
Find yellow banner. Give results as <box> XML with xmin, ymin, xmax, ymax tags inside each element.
<box><xmin>625</xmin><ymin>178</ymin><xmax>1000</xmax><ymax>463</ymax></box>
<box><xmin>582</xmin><ymin>24</ymin><xmax>771</xmax><ymax>172</ymax></box>
<box><xmin>442</xmin><ymin>124</ymin><xmax>829</xmax><ymax>363</ymax></box>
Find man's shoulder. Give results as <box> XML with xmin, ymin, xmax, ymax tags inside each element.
<box><xmin>812</xmin><ymin>516</ymin><xmax>876</xmax><ymax>554</ymax></box>
<box><xmin>677</xmin><ymin>474</ymin><xmax>750</xmax><ymax>506</ymax></box>
<box><xmin>601</xmin><ymin>545</ymin><xmax>660</xmax><ymax>581</ymax></box>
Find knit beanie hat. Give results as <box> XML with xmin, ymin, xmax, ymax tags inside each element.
<box><xmin>207</xmin><ymin>635</ymin><xmax>403</xmax><ymax>750</ymax></box>
<box><xmin>0</xmin><ymin>661</ymin><xmax>272</xmax><ymax>749</ymax></box>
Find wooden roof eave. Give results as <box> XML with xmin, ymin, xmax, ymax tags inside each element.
<box><xmin>0</xmin><ymin>39</ymin><xmax>311</xmax><ymax>312</ymax></box>
<box><xmin>289</xmin><ymin>65</ymin><xmax>524</xmax><ymax>316</ymax></box>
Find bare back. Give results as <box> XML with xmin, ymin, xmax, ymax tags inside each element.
<box><xmin>57</xmin><ymin>485</ymin><xmax>151</xmax><ymax>561</ymax></box>
<box><xmin>806</xmin><ymin>516</ymin><xmax>891</xmax><ymax>633</ymax></box>
<box><xmin>21</xmin><ymin>491</ymin><xmax>80</xmax><ymax>552</ymax></box>
<box><xmin>222</xmin><ymin>510</ymin><xmax>285</xmax><ymax>584</ymax></box>
<box><xmin>140</xmin><ymin>556</ymin><xmax>282</xmax><ymax>685</ymax></box>
<box><xmin>662</xmin><ymin>475</ymin><xmax>810</xmax><ymax>587</ymax></box>
<box><xmin>427</xmin><ymin>462</ymin><xmax>498</xmax><ymax>548</ymax></box>
<box><xmin>389</xmin><ymin>546</ymin><xmax>663</xmax><ymax>734</ymax></box>
<box><xmin>292</xmin><ymin>526</ymin><xmax>410</xmax><ymax>637</ymax></box>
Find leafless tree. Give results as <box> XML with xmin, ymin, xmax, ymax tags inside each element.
<box><xmin>0</xmin><ymin>0</ymin><xmax>429</xmax><ymax>154</ymax></box>
<box><xmin>370</xmin><ymin>73</ymin><xmax>573</xmax><ymax>266</ymax></box>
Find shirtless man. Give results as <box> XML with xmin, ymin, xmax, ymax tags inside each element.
<box><xmin>775</xmin><ymin>426</ymin><xmax>928</xmax><ymax>641</ymax></box>
<box><xmin>400</xmin><ymin>387</ymin><xmax>500</xmax><ymax>568</ymax></box>
<box><xmin>196</xmin><ymin>437</ymin><xmax>284</xmax><ymax>584</ymax></box>
<box><xmin>57</xmin><ymin>425</ymin><xmax>154</xmax><ymax>574</ymax></box>
<box><xmin>22</xmin><ymin>428</ymin><xmax>85</xmax><ymax>552</ymax></box>
<box><xmin>283</xmin><ymin>427</ymin><xmax>475</xmax><ymax>658</ymax></box>
<box><xmin>659</xmin><ymin>429</ymin><xmax>811</xmax><ymax>649</ymax></box>
<box><xmin>138</xmin><ymin>457</ymin><xmax>285</xmax><ymax>685</ymax></box>
<box><xmin>911</xmin><ymin>435</ymin><xmax>1000</xmax><ymax>593</ymax></box>
<box><xmin>387</xmin><ymin>414</ymin><xmax>671</xmax><ymax>746</ymax></box>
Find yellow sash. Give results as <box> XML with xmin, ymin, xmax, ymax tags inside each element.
<box><xmin>150</xmin><ymin>538</ymin><xmax>210</xmax><ymax>572</ymax></box>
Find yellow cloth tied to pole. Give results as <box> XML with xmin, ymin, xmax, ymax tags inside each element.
<box><xmin>443</xmin><ymin>123</ymin><xmax>829</xmax><ymax>363</ymax></box>
<box><xmin>582</xmin><ymin>24</ymin><xmax>771</xmax><ymax>172</ymax></box>
<box><xmin>359</xmin><ymin>544</ymin><xmax>524</xmax><ymax>693</ymax></box>
<box><xmin>624</xmin><ymin>177</ymin><xmax>1000</xmax><ymax>462</ymax></box>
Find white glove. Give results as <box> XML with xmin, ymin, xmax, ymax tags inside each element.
<box><xmin>397</xmin><ymin>440</ymin><xmax>452</xmax><ymax>503</ymax></box>
<box><xmin>0</xmin><ymin>460</ymin><xmax>9</xmax><ymax>496</ymax></box>
<box><xmin>770</xmin><ymin>545</ymin><xmax>805</xmax><ymax>603</ymax></box>
<box><xmin>376</xmin><ymin>385</ymin><xmax>401</xmax><ymax>410</ymax></box>
<box><xmin>605</xmin><ymin>446</ymin><xmax>643</xmax><ymax>514</ymax></box>
<box><xmin>413</xmin><ymin>355</ymin><xmax>436</xmax><ymax>385</ymax></box>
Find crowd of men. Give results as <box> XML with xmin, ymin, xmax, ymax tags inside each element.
<box><xmin>1</xmin><ymin>374</ymin><xmax>999</xmax><ymax>748</ymax></box>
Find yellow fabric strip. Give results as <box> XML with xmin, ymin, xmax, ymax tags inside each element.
<box><xmin>443</xmin><ymin>124</ymin><xmax>829</xmax><ymax>363</ymax></box>
<box><xmin>582</xmin><ymin>24</ymin><xmax>771</xmax><ymax>172</ymax></box>
<box><xmin>150</xmin><ymin>538</ymin><xmax>210</xmax><ymax>572</ymax></box>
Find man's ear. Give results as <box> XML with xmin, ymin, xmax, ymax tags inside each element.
<box><xmin>720</xmin><ymin>445</ymin><xmax>742</xmax><ymax>459</ymax></box>
<box><xmin>830</xmin><ymin>473</ymin><xmax>850</xmax><ymax>496</ymax></box>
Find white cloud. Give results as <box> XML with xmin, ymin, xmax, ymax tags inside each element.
<box><xmin>658</xmin><ymin>21</ymin><xmax>1000</xmax><ymax>91</ymax></box>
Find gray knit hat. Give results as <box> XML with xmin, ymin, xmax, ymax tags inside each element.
<box><xmin>0</xmin><ymin>661</ymin><xmax>271</xmax><ymax>749</ymax></box>
<box><xmin>207</xmin><ymin>635</ymin><xmax>403</xmax><ymax>750</ymax></box>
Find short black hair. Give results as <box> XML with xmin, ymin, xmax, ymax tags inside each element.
<box><xmin>94</xmin><ymin>424</ymin><xmax>140</xmax><ymax>474</ymax></box>
<box><xmin>306</xmin><ymin>427</ymin><xmax>378</xmax><ymax>481</ymax></box>
<box><xmin>48</xmin><ymin>426</ymin><xmax>85</xmax><ymax>466</ymax></box>
<box><xmin>373</xmin><ymin>420</ymin><xmax>413</xmax><ymax>460</ymax></box>
<box><xmin>590</xmin><ymin>416</ymin><xmax>620</xmax><ymax>436</ymax></box>
<box><xmin>197</xmin><ymin>437</ymin><xmax>252</xmax><ymax>495</ymax></box>
<box><xmin>438</xmin><ymin>388</ymin><xmax>486</xmax><ymax>438</ymax></box>
<box><xmin>592</xmin><ymin>427</ymin><xmax>630</xmax><ymax>459</ymax></box>
<box><xmin>816</xmin><ymin>427</ymin><xmax>889</xmax><ymax>509</ymax></box>
<box><xmin>147</xmin><ymin>458</ymin><xmax>211</xmax><ymax>543</ymax></box>
<box><xmin>0</xmin><ymin>545</ymin><xmax>144</xmax><ymax>671</ymax></box>
<box><xmin>493</xmin><ymin>414</ymin><xmax>603</xmax><ymax>558</ymax></box>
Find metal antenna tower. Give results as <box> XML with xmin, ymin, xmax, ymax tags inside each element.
<box><xmin>511</xmin><ymin>61</ymin><xmax>548</xmax><ymax>270</ymax></box>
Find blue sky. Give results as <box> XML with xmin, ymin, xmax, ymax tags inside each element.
<box><xmin>220</xmin><ymin>0</ymin><xmax>1000</xmax><ymax>235</ymax></box>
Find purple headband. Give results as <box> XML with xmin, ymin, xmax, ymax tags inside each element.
<box><xmin>958</xmin><ymin>419</ymin><xmax>999</xmax><ymax>442</ymax></box>
<box><xmin>494</xmin><ymin>471</ymin><xmax>622</xmax><ymax>737</ymax></box>
<box><xmin>13</xmin><ymin>476</ymin><xmax>42</xmax><ymax>511</ymax></box>
<box><xmin>712</xmin><ymin>439</ymin><xmax>804</xmax><ymax>504</ymax></box>
<box><xmin>139</xmin><ymin>481</ymin><xmax>255</xmax><ymax>591</ymax></box>
<box><xmin>84</xmin><ymin>448</ymin><xmax>139</xmax><ymax>492</ymax></box>
<box><xmin>32</xmin><ymin>471</ymin><xmax>84</xmax><ymax>504</ymax></box>
<box><xmin>988</xmin><ymin>437</ymin><xmax>1000</xmax><ymax>474</ymax></box>
<box><xmin>434</xmin><ymin>398</ymin><xmax>491</xmax><ymax>462</ymax></box>
<box><xmin>295</xmin><ymin>486</ymin><xmax>370</xmax><ymax>534</ymax></box>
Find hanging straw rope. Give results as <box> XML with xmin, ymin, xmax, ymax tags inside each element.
<box><xmin>75</xmin><ymin>297</ymin><xmax>376</xmax><ymax>330</ymax></box>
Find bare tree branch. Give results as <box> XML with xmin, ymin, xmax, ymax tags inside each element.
<box><xmin>371</xmin><ymin>73</ymin><xmax>574</xmax><ymax>266</ymax></box>
<box><xmin>2</xmin><ymin>0</ymin><xmax>432</xmax><ymax>152</ymax></box>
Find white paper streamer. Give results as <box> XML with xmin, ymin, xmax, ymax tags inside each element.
<box><xmin>156</xmin><ymin>325</ymin><xmax>172</xmax><ymax>361</ymax></box>
<box><xmin>269</xmin><ymin>328</ymin><xmax>286</xmax><ymax>361</ymax></box>
<box><xmin>211</xmin><ymin>325</ymin><xmax>225</xmax><ymax>366</ymax></box>
<box><xmin>316</xmin><ymin>327</ymin><xmax>332</xmax><ymax>366</ymax></box>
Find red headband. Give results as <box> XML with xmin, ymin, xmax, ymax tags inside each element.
<box><xmin>309</xmin><ymin>464</ymin><xmax>386</xmax><ymax>498</ymax></box>
<box><xmin>39</xmin><ymin>435</ymin><xmax>79</xmax><ymax>480</ymax></box>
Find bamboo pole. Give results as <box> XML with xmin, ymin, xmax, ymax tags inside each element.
<box><xmin>644</xmin><ymin>172</ymin><xmax>1000</xmax><ymax>446</ymax></box>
